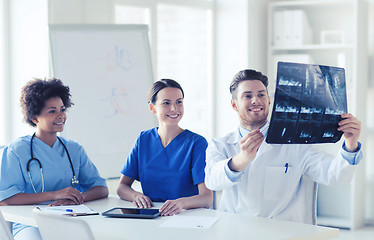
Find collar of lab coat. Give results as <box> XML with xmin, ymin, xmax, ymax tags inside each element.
<box><xmin>227</xmin><ymin>128</ymin><xmax>241</xmax><ymax>145</ymax></box>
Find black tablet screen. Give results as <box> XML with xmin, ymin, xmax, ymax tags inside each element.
<box><xmin>112</xmin><ymin>208</ymin><xmax>159</xmax><ymax>215</ymax></box>
<box><xmin>102</xmin><ymin>207</ymin><xmax>160</xmax><ymax>218</ymax></box>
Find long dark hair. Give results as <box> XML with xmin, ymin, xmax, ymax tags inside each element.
<box><xmin>148</xmin><ymin>79</ymin><xmax>184</xmax><ymax>104</ymax></box>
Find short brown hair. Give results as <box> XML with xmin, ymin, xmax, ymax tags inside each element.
<box><xmin>230</xmin><ymin>69</ymin><xmax>268</xmax><ymax>99</ymax></box>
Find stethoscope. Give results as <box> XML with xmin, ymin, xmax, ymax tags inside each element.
<box><xmin>27</xmin><ymin>133</ymin><xmax>79</xmax><ymax>193</ymax></box>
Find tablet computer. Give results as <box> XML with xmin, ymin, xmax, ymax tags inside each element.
<box><xmin>102</xmin><ymin>207</ymin><xmax>161</xmax><ymax>219</ymax></box>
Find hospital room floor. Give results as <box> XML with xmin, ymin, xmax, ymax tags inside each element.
<box><xmin>106</xmin><ymin>179</ymin><xmax>374</xmax><ymax>239</ymax></box>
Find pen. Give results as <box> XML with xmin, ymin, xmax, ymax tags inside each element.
<box><xmin>45</xmin><ymin>208</ymin><xmax>74</xmax><ymax>212</ymax></box>
<box><xmin>260</xmin><ymin>124</ymin><xmax>269</xmax><ymax>134</ymax></box>
<box><xmin>284</xmin><ymin>163</ymin><xmax>289</xmax><ymax>173</ymax></box>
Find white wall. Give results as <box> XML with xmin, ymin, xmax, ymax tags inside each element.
<box><xmin>213</xmin><ymin>0</ymin><xmax>248</xmax><ymax>137</ymax></box>
<box><xmin>248</xmin><ymin>0</ymin><xmax>271</xmax><ymax>73</ymax></box>
<box><xmin>48</xmin><ymin>0</ymin><xmax>113</xmax><ymax>24</ymax></box>
<box><xmin>370</xmin><ymin>1</ymin><xmax>374</xmax><ymax>88</ymax></box>
<box><xmin>366</xmin><ymin>0</ymin><xmax>374</xmax><ymax>224</ymax></box>
<box><xmin>213</xmin><ymin>0</ymin><xmax>271</xmax><ymax>138</ymax></box>
<box><xmin>0</xmin><ymin>0</ymin><xmax>8</xmax><ymax>145</ymax></box>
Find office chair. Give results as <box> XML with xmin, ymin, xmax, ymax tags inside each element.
<box><xmin>32</xmin><ymin>209</ymin><xmax>95</xmax><ymax>240</ymax></box>
<box><xmin>0</xmin><ymin>147</ymin><xmax>13</xmax><ymax>240</ymax></box>
<box><xmin>0</xmin><ymin>210</ymin><xmax>13</xmax><ymax>240</ymax></box>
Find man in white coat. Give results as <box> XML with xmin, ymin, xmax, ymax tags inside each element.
<box><xmin>204</xmin><ymin>69</ymin><xmax>362</xmax><ymax>224</ymax></box>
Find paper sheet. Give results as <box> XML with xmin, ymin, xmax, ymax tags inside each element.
<box><xmin>36</xmin><ymin>204</ymin><xmax>98</xmax><ymax>216</ymax></box>
<box><xmin>159</xmin><ymin>215</ymin><xmax>219</xmax><ymax>229</ymax></box>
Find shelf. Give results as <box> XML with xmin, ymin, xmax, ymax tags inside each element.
<box><xmin>270</xmin><ymin>0</ymin><xmax>354</xmax><ymax>8</ymax></box>
<box><xmin>270</xmin><ymin>44</ymin><xmax>354</xmax><ymax>51</ymax></box>
<box><xmin>267</xmin><ymin>0</ymin><xmax>368</xmax><ymax>230</ymax></box>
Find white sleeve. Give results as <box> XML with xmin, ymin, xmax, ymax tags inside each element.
<box><xmin>303</xmin><ymin>145</ymin><xmax>359</xmax><ymax>186</ymax></box>
<box><xmin>204</xmin><ymin>139</ymin><xmax>242</xmax><ymax>190</ymax></box>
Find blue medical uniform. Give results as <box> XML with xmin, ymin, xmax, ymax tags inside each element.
<box><xmin>0</xmin><ymin>135</ymin><xmax>107</xmax><ymax>236</ymax></box>
<box><xmin>121</xmin><ymin>128</ymin><xmax>208</xmax><ymax>202</ymax></box>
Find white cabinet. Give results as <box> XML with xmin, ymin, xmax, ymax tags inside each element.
<box><xmin>267</xmin><ymin>0</ymin><xmax>368</xmax><ymax>229</ymax></box>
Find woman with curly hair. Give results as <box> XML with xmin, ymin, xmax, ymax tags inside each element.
<box><xmin>0</xmin><ymin>78</ymin><xmax>108</xmax><ymax>239</ymax></box>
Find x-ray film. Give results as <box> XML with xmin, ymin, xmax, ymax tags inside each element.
<box><xmin>266</xmin><ymin>62</ymin><xmax>347</xmax><ymax>144</ymax></box>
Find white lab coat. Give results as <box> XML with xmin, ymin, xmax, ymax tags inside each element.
<box><xmin>205</xmin><ymin>128</ymin><xmax>362</xmax><ymax>224</ymax></box>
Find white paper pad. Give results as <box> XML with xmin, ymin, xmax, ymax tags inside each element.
<box><xmin>36</xmin><ymin>204</ymin><xmax>98</xmax><ymax>216</ymax></box>
<box><xmin>160</xmin><ymin>215</ymin><xmax>219</xmax><ymax>229</ymax></box>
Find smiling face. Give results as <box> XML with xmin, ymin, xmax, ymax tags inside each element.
<box><xmin>150</xmin><ymin>87</ymin><xmax>184</xmax><ymax>127</ymax></box>
<box><xmin>231</xmin><ymin>80</ymin><xmax>271</xmax><ymax>130</ymax></box>
<box><xmin>32</xmin><ymin>97</ymin><xmax>67</xmax><ymax>135</ymax></box>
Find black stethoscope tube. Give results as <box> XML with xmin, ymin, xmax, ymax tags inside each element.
<box><xmin>27</xmin><ymin>133</ymin><xmax>79</xmax><ymax>193</ymax></box>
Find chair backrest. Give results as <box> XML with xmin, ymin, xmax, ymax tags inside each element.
<box><xmin>0</xmin><ymin>210</ymin><xmax>13</xmax><ymax>240</ymax></box>
<box><xmin>312</xmin><ymin>181</ymin><xmax>318</xmax><ymax>225</ymax></box>
<box><xmin>32</xmin><ymin>209</ymin><xmax>95</xmax><ymax>240</ymax></box>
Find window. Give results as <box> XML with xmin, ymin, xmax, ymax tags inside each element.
<box><xmin>115</xmin><ymin>0</ymin><xmax>213</xmax><ymax>138</ymax></box>
<box><xmin>115</xmin><ymin>5</ymin><xmax>150</xmax><ymax>24</ymax></box>
<box><xmin>1</xmin><ymin>0</ymin><xmax>49</xmax><ymax>145</ymax></box>
<box><xmin>157</xmin><ymin>4</ymin><xmax>212</xmax><ymax>137</ymax></box>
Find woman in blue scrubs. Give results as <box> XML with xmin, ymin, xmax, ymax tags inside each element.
<box><xmin>117</xmin><ymin>79</ymin><xmax>213</xmax><ymax>216</ymax></box>
<box><xmin>0</xmin><ymin>78</ymin><xmax>108</xmax><ymax>239</ymax></box>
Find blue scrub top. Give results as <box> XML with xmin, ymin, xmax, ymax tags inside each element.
<box><xmin>0</xmin><ymin>135</ymin><xmax>107</xmax><ymax>235</ymax></box>
<box><xmin>121</xmin><ymin>128</ymin><xmax>208</xmax><ymax>202</ymax></box>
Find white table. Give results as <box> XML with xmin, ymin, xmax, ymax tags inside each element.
<box><xmin>1</xmin><ymin>195</ymin><xmax>339</xmax><ymax>240</ymax></box>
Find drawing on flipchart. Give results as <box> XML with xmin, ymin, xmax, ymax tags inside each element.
<box><xmin>49</xmin><ymin>26</ymin><xmax>155</xmax><ymax>177</ymax></box>
<box><xmin>100</xmin><ymin>86</ymin><xmax>134</xmax><ymax>117</ymax></box>
<box><xmin>98</xmin><ymin>46</ymin><xmax>140</xmax><ymax>118</ymax></box>
<box><xmin>106</xmin><ymin>45</ymin><xmax>134</xmax><ymax>71</ymax></box>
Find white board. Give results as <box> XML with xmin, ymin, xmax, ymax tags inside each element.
<box><xmin>49</xmin><ymin>24</ymin><xmax>155</xmax><ymax>178</ymax></box>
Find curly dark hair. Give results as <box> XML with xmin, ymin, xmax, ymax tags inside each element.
<box><xmin>20</xmin><ymin>78</ymin><xmax>73</xmax><ymax>127</ymax></box>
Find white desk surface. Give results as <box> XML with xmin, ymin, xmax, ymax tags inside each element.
<box><xmin>1</xmin><ymin>195</ymin><xmax>339</xmax><ymax>240</ymax></box>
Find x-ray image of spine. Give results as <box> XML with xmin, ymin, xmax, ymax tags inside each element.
<box><xmin>266</xmin><ymin>62</ymin><xmax>347</xmax><ymax>144</ymax></box>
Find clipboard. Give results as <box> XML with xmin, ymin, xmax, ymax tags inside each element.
<box><xmin>35</xmin><ymin>204</ymin><xmax>99</xmax><ymax>216</ymax></box>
